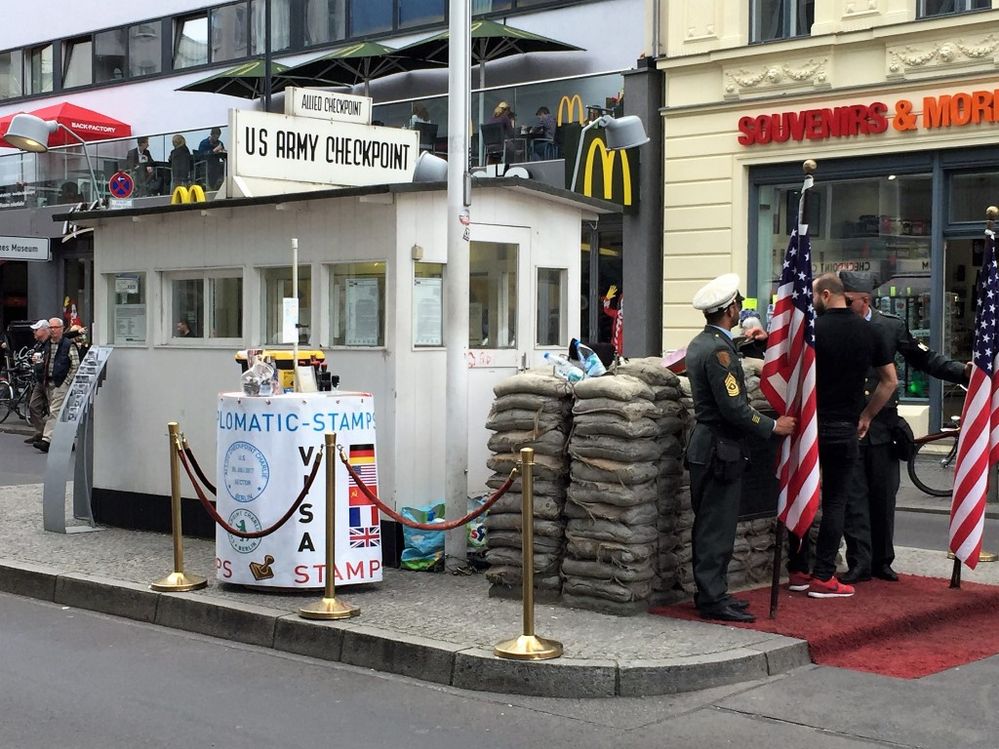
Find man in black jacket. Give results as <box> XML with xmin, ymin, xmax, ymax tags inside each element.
<box><xmin>36</xmin><ymin>317</ymin><xmax>80</xmax><ymax>453</ymax></box>
<box><xmin>838</xmin><ymin>271</ymin><xmax>970</xmax><ymax>582</ymax></box>
<box><xmin>686</xmin><ymin>273</ymin><xmax>796</xmax><ymax>621</ymax></box>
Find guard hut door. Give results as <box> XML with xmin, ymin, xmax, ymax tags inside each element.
<box><xmin>465</xmin><ymin>224</ymin><xmax>571</xmax><ymax>492</ymax></box>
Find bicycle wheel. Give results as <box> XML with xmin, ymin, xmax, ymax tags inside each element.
<box><xmin>907</xmin><ymin>434</ymin><xmax>959</xmax><ymax>497</ymax></box>
<box><xmin>0</xmin><ymin>379</ymin><xmax>13</xmax><ymax>424</ymax></box>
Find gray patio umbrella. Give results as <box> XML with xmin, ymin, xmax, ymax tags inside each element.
<box><xmin>275</xmin><ymin>41</ymin><xmax>445</xmax><ymax>98</ymax></box>
<box><xmin>177</xmin><ymin>60</ymin><xmax>290</xmax><ymax>99</ymax></box>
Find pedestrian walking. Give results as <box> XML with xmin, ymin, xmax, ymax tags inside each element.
<box><xmin>35</xmin><ymin>317</ymin><xmax>80</xmax><ymax>453</ymax></box>
<box><xmin>25</xmin><ymin>319</ymin><xmax>50</xmax><ymax>445</ymax></box>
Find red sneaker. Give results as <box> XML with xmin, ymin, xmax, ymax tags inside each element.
<box><xmin>787</xmin><ymin>571</ymin><xmax>811</xmax><ymax>592</ymax></box>
<box><xmin>807</xmin><ymin>576</ymin><xmax>855</xmax><ymax>598</ymax></box>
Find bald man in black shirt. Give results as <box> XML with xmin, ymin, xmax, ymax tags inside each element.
<box><xmin>787</xmin><ymin>273</ymin><xmax>897</xmax><ymax>598</ymax></box>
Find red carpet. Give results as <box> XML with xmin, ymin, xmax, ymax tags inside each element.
<box><xmin>650</xmin><ymin>575</ymin><xmax>999</xmax><ymax>678</ymax></box>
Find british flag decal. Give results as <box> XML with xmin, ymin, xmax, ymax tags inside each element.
<box><xmin>349</xmin><ymin>526</ymin><xmax>381</xmax><ymax>548</ymax></box>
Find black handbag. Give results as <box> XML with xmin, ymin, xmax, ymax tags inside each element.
<box><xmin>891</xmin><ymin>417</ymin><xmax>917</xmax><ymax>462</ymax></box>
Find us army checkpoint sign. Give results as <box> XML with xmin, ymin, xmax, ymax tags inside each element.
<box><xmin>215</xmin><ymin>392</ymin><xmax>383</xmax><ymax>588</ymax></box>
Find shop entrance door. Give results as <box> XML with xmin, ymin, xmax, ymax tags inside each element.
<box><xmin>942</xmin><ymin>237</ymin><xmax>978</xmax><ymax>424</ymax></box>
<box><xmin>465</xmin><ymin>226</ymin><xmax>532</xmax><ymax>493</ymax></box>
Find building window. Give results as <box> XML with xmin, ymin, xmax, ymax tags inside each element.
<box><xmin>251</xmin><ymin>0</ymin><xmax>294</xmax><ymax>53</ymax></box>
<box><xmin>263</xmin><ymin>266</ymin><xmax>311</xmax><ymax>345</ymax></box>
<box><xmin>63</xmin><ymin>38</ymin><xmax>93</xmax><ymax>89</ymax></box>
<box><xmin>472</xmin><ymin>0</ymin><xmax>513</xmax><ymax>12</ymax></box>
<box><xmin>399</xmin><ymin>0</ymin><xmax>445</xmax><ymax>28</ymax></box>
<box><xmin>95</xmin><ymin>29</ymin><xmax>127</xmax><ymax>83</ymax></box>
<box><xmin>470</xmin><ymin>242</ymin><xmax>518</xmax><ymax>348</ymax></box>
<box><xmin>349</xmin><ymin>0</ymin><xmax>393</xmax><ymax>36</ymax></box>
<box><xmin>211</xmin><ymin>2</ymin><xmax>249</xmax><ymax>63</ymax></box>
<box><xmin>919</xmin><ymin>0</ymin><xmax>990</xmax><ymax>17</ymax></box>
<box><xmin>168</xmin><ymin>270</ymin><xmax>243</xmax><ymax>340</ymax></box>
<box><xmin>110</xmin><ymin>273</ymin><xmax>146</xmax><ymax>344</ymax></box>
<box><xmin>751</xmin><ymin>0</ymin><xmax>814</xmax><ymax>43</ymax></box>
<box><xmin>330</xmin><ymin>262</ymin><xmax>386</xmax><ymax>347</ymax></box>
<box><xmin>129</xmin><ymin>23</ymin><xmax>162</xmax><ymax>77</ymax></box>
<box><xmin>413</xmin><ymin>262</ymin><xmax>443</xmax><ymax>347</ymax></box>
<box><xmin>26</xmin><ymin>44</ymin><xmax>53</xmax><ymax>95</ymax></box>
<box><xmin>304</xmin><ymin>0</ymin><xmax>346</xmax><ymax>45</ymax></box>
<box><xmin>949</xmin><ymin>172</ymin><xmax>999</xmax><ymax>223</ymax></box>
<box><xmin>536</xmin><ymin>268</ymin><xmax>566</xmax><ymax>346</ymax></box>
<box><xmin>0</xmin><ymin>50</ymin><xmax>23</xmax><ymax>99</ymax></box>
<box><xmin>174</xmin><ymin>14</ymin><xmax>209</xmax><ymax>69</ymax></box>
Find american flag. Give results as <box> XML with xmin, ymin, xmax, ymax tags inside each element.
<box><xmin>949</xmin><ymin>227</ymin><xmax>999</xmax><ymax>568</ymax></box>
<box><xmin>349</xmin><ymin>526</ymin><xmax>381</xmax><ymax>548</ymax></box>
<box><xmin>760</xmin><ymin>182</ymin><xmax>820</xmax><ymax>539</ymax></box>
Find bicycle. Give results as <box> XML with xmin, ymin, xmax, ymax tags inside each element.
<box><xmin>0</xmin><ymin>347</ymin><xmax>36</xmax><ymax>425</ymax></box>
<box><xmin>906</xmin><ymin>416</ymin><xmax>960</xmax><ymax>498</ymax></box>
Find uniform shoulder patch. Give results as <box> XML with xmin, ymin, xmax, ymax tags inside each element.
<box><xmin>715</xmin><ymin>350</ymin><xmax>731</xmax><ymax>368</ymax></box>
<box><xmin>724</xmin><ymin>372</ymin><xmax>740</xmax><ymax>397</ymax></box>
<box><xmin>752</xmin><ymin>412</ymin><xmax>761</xmax><ymax>424</ymax></box>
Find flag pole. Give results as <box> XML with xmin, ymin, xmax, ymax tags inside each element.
<box><xmin>951</xmin><ymin>204</ymin><xmax>999</xmax><ymax>588</ymax></box>
<box><xmin>769</xmin><ymin>158</ymin><xmax>817</xmax><ymax>619</ymax></box>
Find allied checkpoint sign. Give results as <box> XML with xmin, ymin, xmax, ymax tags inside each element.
<box><xmin>215</xmin><ymin>391</ymin><xmax>383</xmax><ymax>588</ymax></box>
<box><xmin>284</xmin><ymin>87</ymin><xmax>372</xmax><ymax>126</ymax></box>
<box><xmin>226</xmin><ymin>109</ymin><xmax>418</xmax><ymax>198</ymax></box>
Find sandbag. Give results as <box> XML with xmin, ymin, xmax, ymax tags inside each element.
<box><xmin>490</xmin><ymin>393</ymin><xmax>571</xmax><ymax>414</ymax></box>
<box><xmin>613</xmin><ymin>357</ymin><xmax>680</xmax><ymax>387</ymax></box>
<box><xmin>572</xmin><ymin>397</ymin><xmax>661</xmax><ymax>420</ymax></box>
<box><xmin>485</xmin><ymin>409</ymin><xmax>565</xmax><ymax>434</ymax></box>
<box><xmin>493</xmin><ymin>371</ymin><xmax>573</xmax><ymax>398</ymax></box>
<box><xmin>568</xmin><ymin>478</ymin><xmax>659</xmax><ymax>507</ymax></box>
<box><xmin>658</xmin><ymin>457</ymin><xmax>683</xmax><ymax>476</ymax></box>
<box><xmin>561</xmin><ymin>557</ymin><xmax>654</xmax><ymax>582</ymax></box>
<box><xmin>572</xmin><ymin>414</ymin><xmax>659</xmax><ymax>439</ymax></box>
<box><xmin>566</xmin><ymin>518</ymin><xmax>658</xmax><ymax>544</ymax></box>
<box><xmin>566</xmin><ymin>538</ymin><xmax>658</xmax><ymax>564</ymax></box>
<box><xmin>485</xmin><ymin>514</ymin><xmax>565</xmax><ymax>537</ymax></box>
<box><xmin>653</xmin><ymin>386</ymin><xmax>682</xmax><ymax>401</ymax></box>
<box><xmin>562</xmin><ymin>576</ymin><xmax>652</xmax><ymax>602</ymax></box>
<box><xmin>564</xmin><ymin>498</ymin><xmax>658</xmax><ymax>525</ymax></box>
<box><xmin>656</xmin><ymin>400</ymin><xmax>686</xmax><ymax>417</ymax></box>
<box><xmin>569</xmin><ymin>434</ymin><xmax>663</xmax><ymax>463</ymax></box>
<box><xmin>570</xmin><ymin>457</ymin><xmax>659</xmax><ymax>486</ymax></box>
<box><xmin>655</xmin><ymin>416</ymin><xmax>685</xmax><ymax>436</ymax></box>
<box><xmin>487</xmin><ymin>428</ymin><xmax>567</xmax><ymax>456</ymax></box>
<box><xmin>489</xmin><ymin>492</ymin><xmax>563</xmax><ymax>519</ymax></box>
<box><xmin>573</xmin><ymin>374</ymin><xmax>654</xmax><ymax>402</ymax></box>
<box><xmin>486</xmin><ymin>566</ymin><xmax>562</xmax><ymax>590</ymax></box>
<box><xmin>487</xmin><ymin>531</ymin><xmax>563</xmax><ymax>553</ymax></box>
<box><xmin>486</xmin><ymin>472</ymin><xmax>566</xmax><ymax>498</ymax></box>
<box><xmin>488</xmin><ymin>453</ymin><xmax>566</xmax><ymax>481</ymax></box>
<box><xmin>485</xmin><ymin>547</ymin><xmax>561</xmax><ymax>572</ymax></box>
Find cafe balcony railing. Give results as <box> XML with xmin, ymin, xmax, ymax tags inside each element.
<box><xmin>0</xmin><ymin>125</ymin><xmax>229</xmax><ymax>211</ymax></box>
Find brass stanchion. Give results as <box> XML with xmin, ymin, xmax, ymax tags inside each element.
<box><xmin>151</xmin><ymin>422</ymin><xmax>208</xmax><ymax>592</ymax></box>
<box><xmin>300</xmin><ymin>433</ymin><xmax>359</xmax><ymax>620</ymax></box>
<box><xmin>947</xmin><ymin>551</ymin><xmax>998</xmax><ymax>563</ymax></box>
<box><xmin>494</xmin><ymin>447</ymin><xmax>563</xmax><ymax>660</ymax></box>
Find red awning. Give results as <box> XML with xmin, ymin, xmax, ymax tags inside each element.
<box><xmin>0</xmin><ymin>103</ymin><xmax>131</xmax><ymax>148</ymax></box>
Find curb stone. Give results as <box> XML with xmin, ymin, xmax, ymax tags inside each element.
<box><xmin>0</xmin><ymin>559</ymin><xmax>810</xmax><ymax>698</ymax></box>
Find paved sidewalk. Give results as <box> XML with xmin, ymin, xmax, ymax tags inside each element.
<box><xmin>0</xmin><ymin>482</ymin><xmax>809</xmax><ymax>698</ymax></box>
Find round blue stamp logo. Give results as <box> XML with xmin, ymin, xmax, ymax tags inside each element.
<box><xmin>227</xmin><ymin>508</ymin><xmax>263</xmax><ymax>554</ymax></box>
<box><xmin>223</xmin><ymin>441</ymin><xmax>270</xmax><ymax>503</ymax></box>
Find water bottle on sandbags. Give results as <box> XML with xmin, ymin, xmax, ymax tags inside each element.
<box><xmin>544</xmin><ymin>352</ymin><xmax>584</xmax><ymax>383</ymax></box>
<box><xmin>572</xmin><ymin>339</ymin><xmax>607</xmax><ymax>378</ymax></box>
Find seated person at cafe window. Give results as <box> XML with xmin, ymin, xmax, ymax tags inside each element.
<box><xmin>196</xmin><ymin>127</ymin><xmax>226</xmax><ymax>190</ymax></box>
<box><xmin>58</xmin><ymin>181</ymin><xmax>82</xmax><ymax>205</ymax></box>
<box><xmin>169</xmin><ymin>134</ymin><xmax>193</xmax><ymax>193</ymax></box>
<box><xmin>488</xmin><ymin>101</ymin><xmax>516</xmax><ymax>139</ymax></box>
<box><xmin>405</xmin><ymin>103</ymin><xmax>430</xmax><ymax>129</ymax></box>
<box><xmin>125</xmin><ymin>136</ymin><xmax>159</xmax><ymax>196</ymax></box>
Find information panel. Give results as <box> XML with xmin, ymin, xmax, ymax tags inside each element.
<box><xmin>215</xmin><ymin>391</ymin><xmax>383</xmax><ymax>588</ymax></box>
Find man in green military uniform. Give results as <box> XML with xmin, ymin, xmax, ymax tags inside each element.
<box><xmin>686</xmin><ymin>274</ymin><xmax>797</xmax><ymax>622</ymax></box>
<box><xmin>839</xmin><ymin>271</ymin><xmax>970</xmax><ymax>583</ymax></box>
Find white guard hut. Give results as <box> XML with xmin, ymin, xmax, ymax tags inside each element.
<box><xmin>71</xmin><ymin>177</ymin><xmax>615</xmax><ymax>535</ymax></box>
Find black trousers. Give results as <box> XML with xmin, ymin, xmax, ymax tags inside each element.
<box><xmin>844</xmin><ymin>442</ymin><xmax>899</xmax><ymax>573</ymax></box>
<box><xmin>690</xmin><ymin>461</ymin><xmax>741</xmax><ymax>610</ymax></box>
<box><xmin>788</xmin><ymin>423</ymin><xmax>860</xmax><ymax>581</ymax></box>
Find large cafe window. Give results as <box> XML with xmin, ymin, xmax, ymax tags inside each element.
<box><xmin>751</xmin><ymin>0</ymin><xmax>814</xmax><ymax>43</ymax></box>
<box><xmin>757</xmin><ymin>174</ymin><xmax>932</xmax><ymax>400</ymax></box>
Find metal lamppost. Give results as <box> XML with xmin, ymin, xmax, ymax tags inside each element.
<box><xmin>6</xmin><ymin>113</ymin><xmax>102</xmax><ymax>205</ymax></box>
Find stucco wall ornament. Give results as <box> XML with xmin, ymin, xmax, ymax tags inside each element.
<box><xmin>724</xmin><ymin>58</ymin><xmax>827</xmax><ymax>96</ymax></box>
<box><xmin>888</xmin><ymin>35</ymin><xmax>998</xmax><ymax>76</ymax></box>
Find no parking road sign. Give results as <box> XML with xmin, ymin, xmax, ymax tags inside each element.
<box><xmin>109</xmin><ymin>170</ymin><xmax>134</xmax><ymax>199</ymax></box>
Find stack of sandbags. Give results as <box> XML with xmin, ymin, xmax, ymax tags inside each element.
<box><xmin>484</xmin><ymin>368</ymin><xmax>572</xmax><ymax>602</ymax></box>
<box><xmin>562</xmin><ymin>366</ymin><xmax>670</xmax><ymax>615</ymax></box>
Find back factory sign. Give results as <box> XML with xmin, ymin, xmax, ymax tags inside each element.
<box><xmin>227</xmin><ymin>108</ymin><xmax>418</xmax><ymax>198</ymax></box>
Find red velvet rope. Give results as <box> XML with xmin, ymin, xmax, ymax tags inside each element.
<box><xmin>182</xmin><ymin>442</ymin><xmax>217</xmax><ymax>496</ymax></box>
<box><xmin>337</xmin><ymin>448</ymin><xmax>517</xmax><ymax>531</ymax></box>
<box><xmin>177</xmin><ymin>444</ymin><xmax>322</xmax><ymax>539</ymax></box>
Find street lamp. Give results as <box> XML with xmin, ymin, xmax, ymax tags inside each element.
<box><xmin>6</xmin><ymin>113</ymin><xmax>102</xmax><ymax>205</ymax></box>
<box><xmin>569</xmin><ymin>114</ymin><xmax>650</xmax><ymax>195</ymax></box>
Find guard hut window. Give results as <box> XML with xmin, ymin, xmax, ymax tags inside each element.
<box><xmin>413</xmin><ymin>262</ymin><xmax>444</xmax><ymax>347</ymax></box>
<box><xmin>167</xmin><ymin>270</ymin><xmax>243</xmax><ymax>341</ymax></box>
<box><xmin>469</xmin><ymin>242</ymin><xmax>518</xmax><ymax>349</ymax></box>
<box><xmin>109</xmin><ymin>273</ymin><xmax>146</xmax><ymax>345</ymax></box>
<box><xmin>751</xmin><ymin>0</ymin><xmax>814</xmax><ymax>43</ymax></box>
<box><xmin>536</xmin><ymin>267</ymin><xmax>567</xmax><ymax>347</ymax></box>
<box><xmin>330</xmin><ymin>261</ymin><xmax>386</xmax><ymax>347</ymax></box>
<box><xmin>174</xmin><ymin>14</ymin><xmax>209</xmax><ymax>70</ymax></box>
<box><xmin>63</xmin><ymin>37</ymin><xmax>93</xmax><ymax>89</ymax></box>
<box><xmin>919</xmin><ymin>0</ymin><xmax>990</xmax><ymax>17</ymax></box>
<box><xmin>263</xmin><ymin>265</ymin><xmax>312</xmax><ymax>345</ymax></box>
